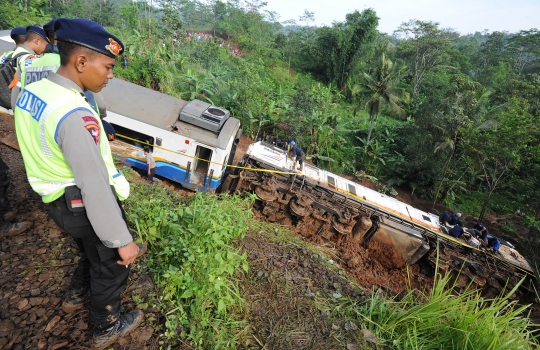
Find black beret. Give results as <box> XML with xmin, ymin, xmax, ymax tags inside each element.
<box><xmin>10</xmin><ymin>27</ymin><xmax>26</xmax><ymax>37</ymax></box>
<box><xmin>54</xmin><ymin>18</ymin><xmax>124</xmax><ymax>58</ymax></box>
<box><xmin>43</xmin><ymin>19</ymin><xmax>57</xmax><ymax>33</ymax></box>
<box><xmin>26</xmin><ymin>26</ymin><xmax>47</xmax><ymax>40</ymax></box>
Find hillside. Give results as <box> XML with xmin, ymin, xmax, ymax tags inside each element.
<box><xmin>1</xmin><ymin>111</ymin><xmax>538</xmax><ymax>349</ymax></box>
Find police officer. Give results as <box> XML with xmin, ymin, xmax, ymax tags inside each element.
<box><xmin>0</xmin><ymin>27</ymin><xmax>26</xmax><ymax>64</ymax></box>
<box><xmin>448</xmin><ymin>222</ymin><xmax>465</xmax><ymax>238</ymax></box>
<box><xmin>21</xmin><ymin>19</ymin><xmax>109</xmax><ymax>118</ymax></box>
<box><xmin>14</xmin><ymin>18</ymin><xmax>142</xmax><ymax>349</ymax></box>
<box><xmin>288</xmin><ymin>140</ymin><xmax>305</xmax><ymax>171</ymax></box>
<box><xmin>9</xmin><ymin>25</ymin><xmax>49</xmax><ymax>109</ymax></box>
<box><xmin>448</xmin><ymin>212</ymin><xmax>461</xmax><ymax>226</ymax></box>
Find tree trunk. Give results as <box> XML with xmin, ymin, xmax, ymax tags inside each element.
<box><xmin>431</xmin><ymin>146</ymin><xmax>455</xmax><ymax>209</ymax></box>
<box><xmin>366</xmin><ymin>113</ymin><xmax>377</xmax><ymax>144</ymax></box>
<box><xmin>479</xmin><ymin>190</ymin><xmax>494</xmax><ymax>221</ymax></box>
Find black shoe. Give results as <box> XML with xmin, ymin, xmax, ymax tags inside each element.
<box><xmin>62</xmin><ymin>287</ymin><xmax>90</xmax><ymax>313</ymax></box>
<box><xmin>92</xmin><ymin>310</ymin><xmax>144</xmax><ymax>349</ymax></box>
<box><xmin>0</xmin><ymin>221</ymin><xmax>32</xmax><ymax>236</ymax></box>
<box><xmin>137</xmin><ymin>244</ymin><xmax>147</xmax><ymax>258</ymax></box>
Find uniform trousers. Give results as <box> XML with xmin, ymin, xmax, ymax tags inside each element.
<box><xmin>48</xmin><ymin>194</ymin><xmax>130</xmax><ymax>329</ymax></box>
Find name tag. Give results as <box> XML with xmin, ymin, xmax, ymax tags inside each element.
<box><xmin>16</xmin><ymin>90</ymin><xmax>47</xmax><ymax>121</ymax></box>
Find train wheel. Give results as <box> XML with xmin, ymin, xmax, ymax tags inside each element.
<box><xmin>254</xmin><ymin>176</ymin><xmax>278</xmax><ymax>201</ymax></box>
<box><xmin>289</xmin><ymin>197</ymin><xmax>312</xmax><ymax>217</ymax></box>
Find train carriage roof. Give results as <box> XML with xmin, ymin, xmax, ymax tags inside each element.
<box><xmin>102</xmin><ymin>78</ymin><xmax>240</xmax><ymax>149</ymax></box>
<box><xmin>102</xmin><ymin>78</ymin><xmax>185</xmax><ymax>129</ymax></box>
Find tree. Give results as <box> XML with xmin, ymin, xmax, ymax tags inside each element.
<box><xmin>429</xmin><ymin>76</ymin><xmax>501</xmax><ymax>208</ymax></box>
<box><xmin>394</xmin><ymin>20</ymin><xmax>456</xmax><ymax>96</ymax></box>
<box><xmin>466</xmin><ymin>99</ymin><xmax>534</xmax><ymax>220</ymax></box>
<box><xmin>353</xmin><ymin>53</ymin><xmax>410</xmax><ymax>143</ymax></box>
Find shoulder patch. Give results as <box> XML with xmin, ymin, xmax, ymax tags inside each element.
<box><xmin>16</xmin><ymin>90</ymin><xmax>47</xmax><ymax>121</ymax></box>
<box><xmin>81</xmin><ymin>116</ymin><xmax>100</xmax><ymax>145</ymax></box>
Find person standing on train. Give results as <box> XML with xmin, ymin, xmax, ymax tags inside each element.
<box><xmin>9</xmin><ymin>25</ymin><xmax>49</xmax><ymax>109</ymax></box>
<box><xmin>288</xmin><ymin>141</ymin><xmax>305</xmax><ymax>171</ymax></box>
<box><xmin>13</xmin><ymin>18</ymin><xmax>142</xmax><ymax>348</ymax></box>
<box><xmin>144</xmin><ymin>147</ymin><xmax>157</xmax><ymax>182</ymax></box>
<box><xmin>0</xmin><ymin>27</ymin><xmax>26</xmax><ymax>64</ymax></box>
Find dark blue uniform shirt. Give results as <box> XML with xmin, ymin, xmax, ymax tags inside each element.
<box><xmin>448</xmin><ymin>214</ymin><xmax>460</xmax><ymax>225</ymax></box>
<box><xmin>449</xmin><ymin>225</ymin><xmax>465</xmax><ymax>238</ymax></box>
<box><xmin>291</xmin><ymin>145</ymin><xmax>305</xmax><ymax>158</ymax></box>
<box><xmin>439</xmin><ymin>211</ymin><xmax>452</xmax><ymax>224</ymax></box>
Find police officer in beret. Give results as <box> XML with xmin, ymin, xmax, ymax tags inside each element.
<box><xmin>21</xmin><ymin>19</ymin><xmax>109</xmax><ymax>120</ymax></box>
<box><xmin>0</xmin><ymin>27</ymin><xmax>26</xmax><ymax>64</ymax></box>
<box><xmin>14</xmin><ymin>18</ymin><xmax>142</xmax><ymax>349</ymax></box>
<box><xmin>9</xmin><ymin>25</ymin><xmax>49</xmax><ymax>109</ymax></box>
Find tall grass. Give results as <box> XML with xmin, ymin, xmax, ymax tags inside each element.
<box><xmin>124</xmin><ymin>183</ymin><xmax>254</xmax><ymax>349</ymax></box>
<box><xmin>356</xmin><ymin>249</ymin><xmax>539</xmax><ymax>349</ymax></box>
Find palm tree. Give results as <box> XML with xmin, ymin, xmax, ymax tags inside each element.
<box><xmin>353</xmin><ymin>53</ymin><xmax>410</xmax><ymax>143</ymax></box>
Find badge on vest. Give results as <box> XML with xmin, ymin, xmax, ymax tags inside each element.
<box><xmin>16</xmin><ymin>90</ymin><xmax>47</xmax><ymax>121</ymax></box>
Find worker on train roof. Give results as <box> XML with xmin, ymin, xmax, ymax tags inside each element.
<box><xmin>288</xmin><ymin>140</ymin><xmax>305</xmax><ymax>172</ymax></box>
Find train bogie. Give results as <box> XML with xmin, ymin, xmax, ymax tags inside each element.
<box><xmin>223</xmin><ymin>141</ymin><xmax>536</xmax><ymax>296</ymax></box>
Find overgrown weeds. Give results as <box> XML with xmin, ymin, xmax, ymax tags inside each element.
<box><xmin>356</xmin><ymin>250</ymin><xmax>539</xmax><ymax>349</ymax></box>
<box><xmin>125</xmin><ymin>183</ymin><xmax>254</xmax><ymax>349</ymax></box>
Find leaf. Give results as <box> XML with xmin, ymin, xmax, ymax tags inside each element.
<box><xmin>217</xmin><ymin>299</ymin><xmax>226</xmax><ymax>313</ymax></box>
<box><xmin>181</xmin><ymin>289</ymin><xmax>193</xmax><ymax>298</ymax></box>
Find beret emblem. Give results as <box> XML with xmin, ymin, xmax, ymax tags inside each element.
<box><xmin>105</xmin><ymin>38</ymin><xmax>122</xmax><ymax>57</ymax></box>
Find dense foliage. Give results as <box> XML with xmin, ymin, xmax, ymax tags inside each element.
<box><xmin>2</xmin><ymin>0</ymin><xmax>539</xmax><ymax>219</ymax></box>
<box><xmin>125</xmin><ymin>183</ymin><xmax>253</xmax><ymax>348</ymax></box>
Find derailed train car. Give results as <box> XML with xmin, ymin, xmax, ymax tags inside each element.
<box><xmin>0</xmin><ymin>31</ymin><xmax>242</xmax><ymax>193</ymax></box>
<box><xmin>222</xmin><ymin>142</ymin><xmax>536</xmax><ymax>296</ymax></box>
<box><xmin>100</xmin><ymin>79</ymin><xmax>242</xmax><ymax>192</ymax></box>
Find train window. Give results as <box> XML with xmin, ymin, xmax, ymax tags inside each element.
<box><xmin>328</xmin><ymin>176</ymin><xmax>336</xmax><ymax>189</ymax></box>
<box><xmin>422</xmin><ymin>215</ymin><xmax>431</xmax><ymax>222</ymax></box>
<box><xmin>347</xmin><ymin>184</ymin><xmax>357</xmax><ymax>195</ymax></box>
<box><xmin>110</xmin><ymin>123</ymin><xmax>154</xmax><ymax>151</ymax></box>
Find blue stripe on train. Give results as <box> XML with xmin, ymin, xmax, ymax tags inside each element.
<box><xmin>125</xmin><ymin>158</ymin><xmax>221</xmax><ymax>192</ymax></box>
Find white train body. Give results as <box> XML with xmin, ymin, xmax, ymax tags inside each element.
<box><xmin>246</xmin><ymin>142</ymin><xmax>441</xmax><ymax>231</ymax></box>
<box><xmin>101</xmin><ymin>78</ymin><xmax>241</xmax><ymax>192</ymax></box>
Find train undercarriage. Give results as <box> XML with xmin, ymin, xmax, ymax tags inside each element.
<box><xmin>222</xmin><ymin>154</ymin><xmax>538</xmax><ymax>301</ymax></box>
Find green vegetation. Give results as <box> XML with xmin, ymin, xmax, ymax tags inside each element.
<box><xmin>2</xmin><ymin>3</ymin><xmax>540</xmax><ymax>347</ymax></box>
<box><xmin>2</xmin><ymin>0</ymin><xmax>538</xmax><ymax>220</ymax></box>
<box><xmin>359</xmin><ymin>253</ymin><xmax>538</xmax><ymax>349</ymax></box>
<box><xmin>124</xmin><ymin>181</ymin><xmax>538</xmax><ymax>348</ymax></box>
<box><xmin>125</xmin><ymin>183</ymin><xmax>253</xmax><ymax>348</ymax></box>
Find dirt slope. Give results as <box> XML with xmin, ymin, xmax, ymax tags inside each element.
<box><xmin>0</xmin><ymin>113</ymin><xmax>164</xmax><ymax>350</ymax></box>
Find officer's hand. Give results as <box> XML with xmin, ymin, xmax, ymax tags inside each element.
<box><xmin>117</xmin><ymin>242</ymin><xmax>140</xmax><ymax>266</ymax></box>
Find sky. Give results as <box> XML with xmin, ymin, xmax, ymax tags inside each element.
<box><xmin>263</xmin><ymin>0</ymin><xmax>540</xmax><ymax>35</ymax></box>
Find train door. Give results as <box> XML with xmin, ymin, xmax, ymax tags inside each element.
<box><xmin>190</xmin><ymin>145</ymin><xmax>213</xmax><ymax>187</ymax></box>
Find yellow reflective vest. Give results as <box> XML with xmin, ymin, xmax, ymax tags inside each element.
<box><xmin>14</xmin><ymin>78</ymin><xmax>129</xmax><ymax>203</ymax></box>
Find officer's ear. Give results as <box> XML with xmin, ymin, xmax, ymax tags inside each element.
<box><xmin>73</xmin><ymin>47</ymin><xmax>97</xmax><ymax>73</ymax></box>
